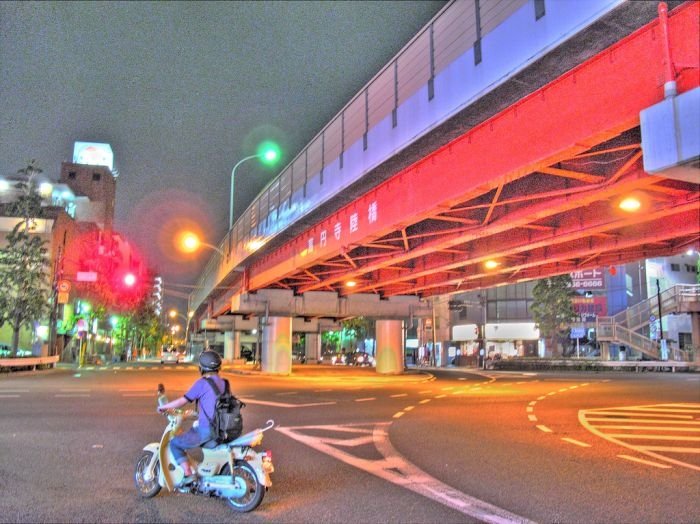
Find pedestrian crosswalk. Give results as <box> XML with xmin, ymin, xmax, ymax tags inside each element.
<box><xmin>579</xmin><ymin>403</ymin><xmax>700</xmax><ymax>471</ymax></box>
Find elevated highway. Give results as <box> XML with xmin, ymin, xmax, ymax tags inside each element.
<box><xmin>188</xmin><ymin>1</ymin><xmax>699</xmax><ymax>373</ymax></box>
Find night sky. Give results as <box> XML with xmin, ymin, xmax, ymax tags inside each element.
<box><xmin>1</xmin><ymin>0</ymin><xmax>446</xmax><ymax>309</ymax></box>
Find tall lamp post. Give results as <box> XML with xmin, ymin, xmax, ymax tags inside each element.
<box><xmin>229</xmin><ymin>142</ymin><xmax>281</xmax><ymax>230</ymax></box>
<box><xmin>169</xmin><ymin>309</ymin><xmax>193</xmax><ymax>348</ymax></box>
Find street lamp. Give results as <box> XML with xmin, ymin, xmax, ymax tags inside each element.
<box><xmin>169</xmin><ymin>309</ymin><xmax>194</xmax><ymax>348</ymax></box>
<box><xmin>178</xmin><ymin>231</ymin><xmax>224</xmax><ymax>256</ymax></box>
<box><xmin>229</xmin><ymin>141</ymin><xmax>281</xmax><ymax>230</ymax></box>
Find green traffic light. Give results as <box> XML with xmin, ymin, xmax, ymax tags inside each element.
<box><xmin>257</xmin><ymin>141</ymin><xmax>281</xmax><ymax>166</ymax></box>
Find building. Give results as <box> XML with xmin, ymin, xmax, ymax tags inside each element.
<box><xmin>0</xmin><ymin>143</ymin><xmax>148</xmax><ymax>358</ymax></box>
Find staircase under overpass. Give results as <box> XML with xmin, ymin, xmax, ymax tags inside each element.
<box><xmin>597</xmin><ymin>284</ymin><xmax>700</xmax><ymax>360</ymax></box>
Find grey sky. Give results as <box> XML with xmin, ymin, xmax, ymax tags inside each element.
<box><xmin>1</xmin><ymin>0</ymin><xmax>446</xmax><ymax>307</ymax></box>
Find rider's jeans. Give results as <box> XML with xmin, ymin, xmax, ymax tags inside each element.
<box><xmin>170</xmin><ymin>425</ymin><xmax>211</xmax><ymax>465</ymax></box>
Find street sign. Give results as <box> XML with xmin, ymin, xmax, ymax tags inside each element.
<box><xmin>57</xmin><ymin>291</ymin><xmax>69</xmax><ymax>304</ymax></box>
<box><xmin>570</xmin><ymin>327</ymin><xmax>586</xmax><ymax>339</ymax></box>
<box><xmin>57</xmin><ymin>279</ymin><xmax>71</xmax><ymax>293</ymax></box>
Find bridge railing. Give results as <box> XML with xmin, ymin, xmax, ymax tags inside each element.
<box><xmin>191</xmin><ymin>0</ymin><xmax>625</xmax><ymax>311</ymax></box>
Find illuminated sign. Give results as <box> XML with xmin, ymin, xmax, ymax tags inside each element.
<box><xmin>72</xmin><ymin>142</ymin><xmax>114</xmax><ymax>170</ymax></box>
<box><xmin>569</xmin><ymin>268</ymin><xmax>605</xmax><ymax>290</ymax></box>
<box><xmin>572</xmin><ymin>296</ymin><xmax>607</xmax><ymax>321</ymax></box>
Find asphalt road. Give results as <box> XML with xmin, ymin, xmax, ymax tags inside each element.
<box><xmin>0</xmin><ymin>363</ymin><xmax>698</xmax><ymax>523</ymax></box>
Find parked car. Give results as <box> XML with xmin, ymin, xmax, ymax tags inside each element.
<box><xmin>160</xmin><ymin>349</ymin><xmax>180</xmax><ymax>365</ymax></box>
<box><xmin>347</xmin><ymin>351</ymin><xmax>375</xmax><ymax>367</ymax></box>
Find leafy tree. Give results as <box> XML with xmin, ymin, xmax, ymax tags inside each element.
<box><xmin>530</xmin><ymin>274</ymin><xmax>577</xmax><ymax>357</ymax></box>
<box><xmin>0</xmin><ymin>162</ymin><xmax>50</xmax><ymax>356</ymax></box>
<box><xmin>341</xmin><ymin>316</ymin><xmax>374</xmax><ymax>349</ymax></box>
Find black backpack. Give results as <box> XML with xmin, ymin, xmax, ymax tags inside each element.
<box><xmin>203</xmin><ymin>377</ymin><xmax>245</xmax><ymax>443</ymax></box>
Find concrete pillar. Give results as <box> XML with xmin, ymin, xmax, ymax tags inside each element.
<box><xmin>305</xmin><ymin>332</ymin><xmax>321</xmax><ymax>363</ymax></box>
<box><xmin>223</xmin><ymin>331</ymin><xmax>234</xmax><ymax>362</ymax></box>
<box><xmin>600</xmin><ymin>342</ymin><xmax>610</xmax><ymax>361</ymax></box>
<box><xmin>691</xmin><ymin>313</ymin><xmax>700</xmax><ymax>362</ymax></box>
<box><xmin>233</xmin><ymin>331</ymin><xmax>241</xmax><ymax>360</ymax></box>
<box><xmin>261</xmin><ymin>316</ymin><xmax>292</xmax><ymax>375</ymax></box>
<box><xmin>376</xmin><ymin>319</ymin><xmax>403</xmax><ymax>374</ymax></box>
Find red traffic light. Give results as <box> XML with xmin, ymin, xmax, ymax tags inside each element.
<box><xmin>123</xmin><ymin>273</ymin><xmax>136</xmax><ymax>287</ymax></box>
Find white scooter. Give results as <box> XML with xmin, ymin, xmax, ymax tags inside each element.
<box><xmin>134</xmin><ymin>384</ymin><xmax>275</xmax><ymax>513</ymax></box>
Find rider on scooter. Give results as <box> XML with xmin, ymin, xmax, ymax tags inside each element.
<box><xmin>156</xmin><ymin>350</ymin><xmax>227</xmax><ymax>486</ymax></box>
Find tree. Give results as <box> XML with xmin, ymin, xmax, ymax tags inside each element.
<box><xmin>0</xmin><ymin>162</ymin><xmax>50</xmax><ymax>356</ymax></box>
<box><xmin>341</xmin><ymin>316</ymin><xmax>374</xmax><ymax>350</ymax></box>
<box><xmin>530</xmin><ymin>274</ymin><xmax>577</xmax><ymax>357</ymax></box>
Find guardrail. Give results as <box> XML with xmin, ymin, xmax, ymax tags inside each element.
<box><xmin>0</xmin><ymin>355</ymin><xmax>59</xmax><ymax>371</ymax></box>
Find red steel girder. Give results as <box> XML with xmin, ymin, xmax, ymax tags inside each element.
<box><xmin>249</xmin><ymin>2</ymin><xmax>699</xmax><ymax>295</ymax></box>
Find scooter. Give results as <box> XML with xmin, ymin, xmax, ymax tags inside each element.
<box><xmin>134</xmin><ymin>384</ymin><xmax>275</xmax><ymax>513</ymax></box>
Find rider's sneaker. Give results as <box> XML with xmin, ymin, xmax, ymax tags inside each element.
<box><xmin>178</xmin><ymin>475</ymin><xmax>196</xmax><ymax>487</ymax></box>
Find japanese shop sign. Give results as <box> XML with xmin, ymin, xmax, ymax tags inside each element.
<box><xmin>569</xmin><ymin>268</ymin><xmax>606</xmax><ymax>290</ymax></box>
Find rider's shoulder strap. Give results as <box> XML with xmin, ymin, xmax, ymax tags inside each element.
<box><xmin>203</xmin><ymin>376</ymin><xmax>221</xmax><ymax>397</ymax></box>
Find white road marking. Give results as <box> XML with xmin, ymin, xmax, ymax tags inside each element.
<box><xmin>355</xmin><ymin>397</ymin><xmax>376</xmax><ymax>402</ymax></box>
<box><xmin>526</xmin><ymin>407</ymin><xmax>534</xmax><ymax>413</ymax></box>
<box><xmin>0</xmin><ymin>389</ymin><xmax>29</xmax><ymax>393</ymax></box>
<box><xmin>55</xmin><ymin>394</ymin><xmax>90</xmax><ymax>398</ymax></box>
<box><xmin>122</xmin><ymin>393</ymin><xmax>155</xmax><ymax>397</ymax></box>
<box><xmin>390</xmin><ymin>393</ymin><xmax>408</xmax><ymax>398</ymax></box>
<box><xmin>580</xmin><ymin>403</ymin><xmax>700</xmax><ymax>472</ymax></box>
<box><xmin>528</xmin><ymin>415</ymin><xmax>538</xmax><ymax>422</ymax></box>
<box><xmin>241</xmin><ymin>398</ymin><xmax>336</xmax><ymax>408</ymax></box>
<box><xmin>0</xmin><ymin>394</ymin><xmax>20</xmax><ymax>398</ymax></box>
<box><xmin>561</xmin><ymin>437</ymin><xmax>591</xmax><ymax>448</ymax></box>
<box><xmin>393</xmin><ymin>412</ymin><xmax>405</xmax><ymax>419</ymax></box>
<box><xmin>404</xmin><ymin>406</ymin><xmax>415</xmax><ymax>412</ymax></box>
<box><xmin>528</xmin><ymin>401</ymin><xmax>537</xmax><ymax>406</ymax></box>
<box><xmin>435</xmin><ymin>394</ymin><xmax>447</xmax><ymax>399</ymax></box>
<box><xmin>537</xmin><ymin>396</ymin><xmax>546</xmax><ymax>400</ymax></box>
<box><xmin>617</xmin><ymin>454</ymin><xmax>672</xmax><ymax>469</ymax></box>
<box><xmin>276</xmin><ymin>423</ymin><xmax>534</xmax><ymax>524</ymax></box>
<box><xmin>419</xmin><ymin>399</ymin><xmax>431</xmax><ymax>404</ymax></box>
<box><xmin>276</xmin><ymin>391</ymin><xmax>299</xmax><ymax>396</ymax></box>
<box><xmin>536</xmin><ymin>425</ymin><xmax>553</xmax><ymax>433</ymax></box>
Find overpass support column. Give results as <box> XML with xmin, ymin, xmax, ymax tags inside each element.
<box><xmin>261</xmin><ymin>316</ymin><xmax>292</xmax><ymax>375</ymax></box>
<box><xmin>305</xmin><ymin>332</ymin><xmax>321</xmax><ymax>363</ymax></box>
<box><xmin>223</xmin><ymin>331</ymin><xmax>234</xmax><ymax>362</ymax></box>
<box><xmin>233</xmin><ymin>331</ymin><xmax>241</xmax><ymax>360</ymax></box>
<box><xmin>376</xmin><ymin>319</ymin><xmax>403</xmax><ymax>375</ymax></box>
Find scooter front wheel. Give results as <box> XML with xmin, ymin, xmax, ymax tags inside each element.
<box><xmin>221</xmin><ymin>461</ymin><xmax>265</xmax><ymax>512</ymax></box>
<box><xmin>134</xmin><ymin>450</ymin><xmax>161</xmax><ymax>498</ymax></box>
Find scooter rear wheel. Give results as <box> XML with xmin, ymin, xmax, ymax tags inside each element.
<box><xmin>134</xmin><ymin>450</ymin><xmax>162</xmax><ymax>498</ymax></box>
<box><xmin>221</xmin><ymin>461</ymin><xmax>265</xmax><ymax>512</ymax></box>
